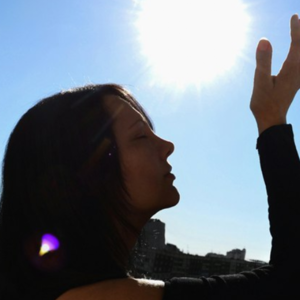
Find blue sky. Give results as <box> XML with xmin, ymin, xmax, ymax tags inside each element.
<box><xmin>1</xmin><ymin>0</ymin><xmax>300</xmax><ymax>262</ymax></box>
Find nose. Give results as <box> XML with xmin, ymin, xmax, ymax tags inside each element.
<box><xmin>166</xmin><ymin>140</ymin><xmax>175</xmax><ymax>157</ymax></box>
<box><xmin>161</xmin><ymin>138</ymin><xmax>174</xmax><ymax>159</ymax></box>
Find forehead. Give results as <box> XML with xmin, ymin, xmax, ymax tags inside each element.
<box><xmin>104</xmin><ymin>95</ymin><xmax>145</xmax><ymax>127</ymax></box>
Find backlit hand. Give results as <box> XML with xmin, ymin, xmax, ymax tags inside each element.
<box><xmin>250</xmin><ymin>14</ymin><xmax>300</xmax><ymax>134</ymax></box>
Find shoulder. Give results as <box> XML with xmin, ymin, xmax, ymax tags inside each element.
<box><xmin>56</xmin><ymin>277</ymin><xmax>165</xmax><ymax>300</ymax></box>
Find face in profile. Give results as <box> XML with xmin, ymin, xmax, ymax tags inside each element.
<box><xmin>105</xmin><ymin>95</ymin><xmax>180</xmax><ymax>221</ymax></box>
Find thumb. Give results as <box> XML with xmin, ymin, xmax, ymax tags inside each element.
<box><xmin>254</xmin><ymin>39</ymin><xmax>273</xmax><ymax>87</ymax></box>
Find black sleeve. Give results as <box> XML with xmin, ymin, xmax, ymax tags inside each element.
<box><xmin>163</xmin><ymin>124</ymin><xmax>300</xmax><ymax>299</ymax></box>
<box><xmin>256</xmin><ymin>124</ymin><xmax>300</xmax><ymax>268</ymax></box>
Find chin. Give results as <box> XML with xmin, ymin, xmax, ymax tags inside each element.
<box><xmin>170</xmin><ymin>188</ymin><xmax>180</xmax><ymax>206</ymax></box>
<box><xmin>161</xmin><ymin>187</ymin><xmax>180</xmax><ymax>210</ymax></box>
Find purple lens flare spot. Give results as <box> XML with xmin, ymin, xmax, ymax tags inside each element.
<box><xmin>39</xmin><ymin>233</ymin><xmax>60</xmax><ymax>256</ymax></box>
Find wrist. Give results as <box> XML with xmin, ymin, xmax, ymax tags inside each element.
<box><xmin>257</xmin><ymin>120</ymin><xmax>287</xmax><ymax>135</ymax></box>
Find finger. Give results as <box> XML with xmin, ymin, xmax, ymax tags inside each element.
<box><xmin>291</xmin><ymin>14</ymin><xmax>300</xmax><ymax>45</ymax></box>
<box><xmin>286</xmin><ymin>14</ymin><xmax>300</xmax><ymax>62</ymax></box>
<box><xmin>254</xmin><ymin>39</ymin><xmax>273</xmax><ymax>87</ymax></box>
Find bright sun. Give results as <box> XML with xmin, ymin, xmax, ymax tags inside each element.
<box><xmin>135</xmin><ymin>0</ymin><xmax>251</xmax><ymax>89</ymax></box>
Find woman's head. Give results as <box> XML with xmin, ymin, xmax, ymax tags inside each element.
<box><xmin>0</xmin><ymin>84</ymin><xmax>179</xmax><ymax>282</ymax></box>
<box><xmin>105</xmin><ymin>95</ymin><xmax>179</xmax><ymax>222</ymax></box>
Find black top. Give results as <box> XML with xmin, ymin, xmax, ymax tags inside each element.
<box><xmin>163</xmin><ymin>124</ymin><xmax>300</xmax><ymax>299</ymax></box>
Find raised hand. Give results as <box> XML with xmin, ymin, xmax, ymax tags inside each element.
<box><xmin>250</xmin><ymin>14</ymin><xmax>300</xmax><ymax>134</ymax></box>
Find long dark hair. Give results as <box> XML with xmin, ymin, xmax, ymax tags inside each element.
<box><xmin>0</xmin><ymin>84</ymin><xmax>152</xmax><ymax>297</ymax></box>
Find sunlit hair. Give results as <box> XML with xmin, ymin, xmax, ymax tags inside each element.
<box><xmin>0</xmin><ymin>84</ymin><xmax>153</xmax><ymax>296</ymax></box>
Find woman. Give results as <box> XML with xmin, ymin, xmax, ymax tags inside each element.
<box><xmin>1</xmin><ymin>14</ymin><xmax>300</xmax><ymax>299</ymax></box>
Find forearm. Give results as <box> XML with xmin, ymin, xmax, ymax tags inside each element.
<box><xmin>257</xmin><ymin>124</ymin><xmax>300</xmax><ymax>266</ymax></box>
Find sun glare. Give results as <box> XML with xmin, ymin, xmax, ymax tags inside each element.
<box><xmin>135</xmin><ymin>0</ymin><xmax>251</xmax><ymax>89</ymax></box>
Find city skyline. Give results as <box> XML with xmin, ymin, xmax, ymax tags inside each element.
<box><xmin>138</xmin><ymin>219</ymin><xmax>266</xmax><ymax>262</ymax></box>
<box><xmin>132</xmin><ymin>218</ymin><xmax>266</xmax><ymax>279</ymax></box>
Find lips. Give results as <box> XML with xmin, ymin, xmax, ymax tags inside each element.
<box><xmin>165</xmin><ymin>173</ymin><xmax>176</xmax><ymax>180</ymax></box>
<box><xmin>164</xmin><ymin>165</ymin><xmax>175</xmax><ymax>179</ymax></box>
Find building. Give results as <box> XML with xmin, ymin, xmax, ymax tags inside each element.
<box><xmin>130</xmin><ymin>219</ymin><xmax>266</xmax><ymax>280</ymax></box>
<box><xmin>226</xmin><ymin>248</ymin><xmax>246</xmax><ymax>260</ymax></box>
<box><xmin>138</xmin><ymin>218</ymin><xmax>165</xmax><ymax>250</ymax></box>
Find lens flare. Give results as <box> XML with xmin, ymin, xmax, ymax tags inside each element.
<box><xmin>39</xmin><ymin>233</ymin><xmax>60</xmax><ymax>256</ymax></box>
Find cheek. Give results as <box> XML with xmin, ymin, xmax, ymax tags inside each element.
<box><xmin>121</xmin><ymin>146</ymin><xmax>159</xmax><ymax>181</ymax></box>
<box><xmin>123</xmin><ymin>160</ymin><xmax>161</xmax><ymax>192</ymax></box>
<box><xmin>120</xmin><ymin>152</ymin><xmax>162</xmax><ymax>203</ymax></box>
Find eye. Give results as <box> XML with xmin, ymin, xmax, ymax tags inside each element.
<box><xmin>133</xmin><ymin>120</ymin><xmax>151</xmax><ymax>140</ymax></box>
